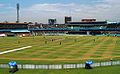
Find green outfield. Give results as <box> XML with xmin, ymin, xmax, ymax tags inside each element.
<box><xmin>0</xmin><ymin>36</ymin><xmax>120</xmax><ymax>64</ymax></box>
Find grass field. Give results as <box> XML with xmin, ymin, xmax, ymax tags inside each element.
<box><xmin>0</xmin><ymin>65</ymin><xmax>120</xmax><ymax>74</ymax></box>
<box><xmin>0</xmin><ymin>36</ymin><xmax>120</xmax><ymax>64</ymax></box>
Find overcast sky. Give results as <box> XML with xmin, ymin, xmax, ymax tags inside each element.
<box><xmin>0</xmin><ymin>0</ymin><xmax>120</xmax><ymax>23</ymax></box>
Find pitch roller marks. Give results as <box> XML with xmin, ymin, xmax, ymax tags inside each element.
<box><xmin>0</xmin><ymin>46</ymin><xmax>32</xmax><ymax>55</ymax></box>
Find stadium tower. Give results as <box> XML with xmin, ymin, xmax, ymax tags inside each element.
<box><xmin>65</xmin><ymin>16</ymin><xmax>72</xmax><ymax>24</ymax></box>
<box><xmin>16</xmin><ymin>3</ymin><xmax>20</xmax><ymax>23</ymax></box>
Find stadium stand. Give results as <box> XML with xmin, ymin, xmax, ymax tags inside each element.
<box><xmin>0</xmin><ymin>19</ymin><xmax>120</xmax><ymax>36</ymax></box>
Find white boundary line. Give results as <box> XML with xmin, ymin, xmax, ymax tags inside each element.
<box><xmin>0</xmin><ymin>46</ymin><xmax>32</xmax><ymax>55</ymax></box>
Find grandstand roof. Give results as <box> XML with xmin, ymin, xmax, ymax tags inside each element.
<box><xmin>107</xmin><ymin>22</ymin><xmax>120</xmax><ymax>25</ymax></box>
<box><xmin>0</xmin><ymin>22</ymin><xmax>29</xmax><ymax>25</ymax></box>
<box><xmin>0</xmin><ymin>29</ymin><xmax>30</xmax><ymax>32</ymax></box>
<box><xmin>11</xmin><ymin>30</ymin><xmax>30</xmax><ymax>33</ymax></box>
<box><xmin>29</xmin><ymin>28</ymin><xmax>68</xmax><ymax>31</ymax></box>
<box><xmin>67</xmin><ymin>21</ymin><xmax>107</xmax><ymax>26</ymax></box>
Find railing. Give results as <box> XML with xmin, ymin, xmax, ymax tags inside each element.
<box><xmin>0</xmin><ymin>61</ymin><xmax>120</xmax><ymax>70</ymax></box>
<box><xmin>29</xmin><ymin>28</ymin><xmax>69</xmax><ymax>31</ymax></box>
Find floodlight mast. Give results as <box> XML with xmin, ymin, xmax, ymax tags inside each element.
<box><xmin>16</xmin><ymin>3</ymin><xmax>20</xmax><ymax>23</ymax></box>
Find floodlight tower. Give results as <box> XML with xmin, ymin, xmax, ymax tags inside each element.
<box><xmin>16</xmin><ymin>3</ymin><xmax>20</xmax><ymax>23</ymax></box>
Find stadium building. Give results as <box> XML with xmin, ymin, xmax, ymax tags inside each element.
<box><xmin>0</xmin><ymin>18</ymin><xmax>120</xmax><ymax>37</ymax></box>
<box><xmin>0</xmin><ymin>22</ymin><xmax>30</xmax><ymax>37</ymax></box>
<box><xmin>66</xmin><ymin>19</ymin><xmax>108</xmax><ymax>35</ymax></box>
<box><xmin>65</xmin><ymin>16</ymin><xmax>72</xmax><ymax>24</ymax></box>
<box><xmin>66</xmin><ymin>19</ymin><xmax>120</xmax><ymax>36</ymax></box>
<box><xmin>28</xmin><ymin>23</ymin><xmax>67</xmax><ymax>36</ymax></box>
